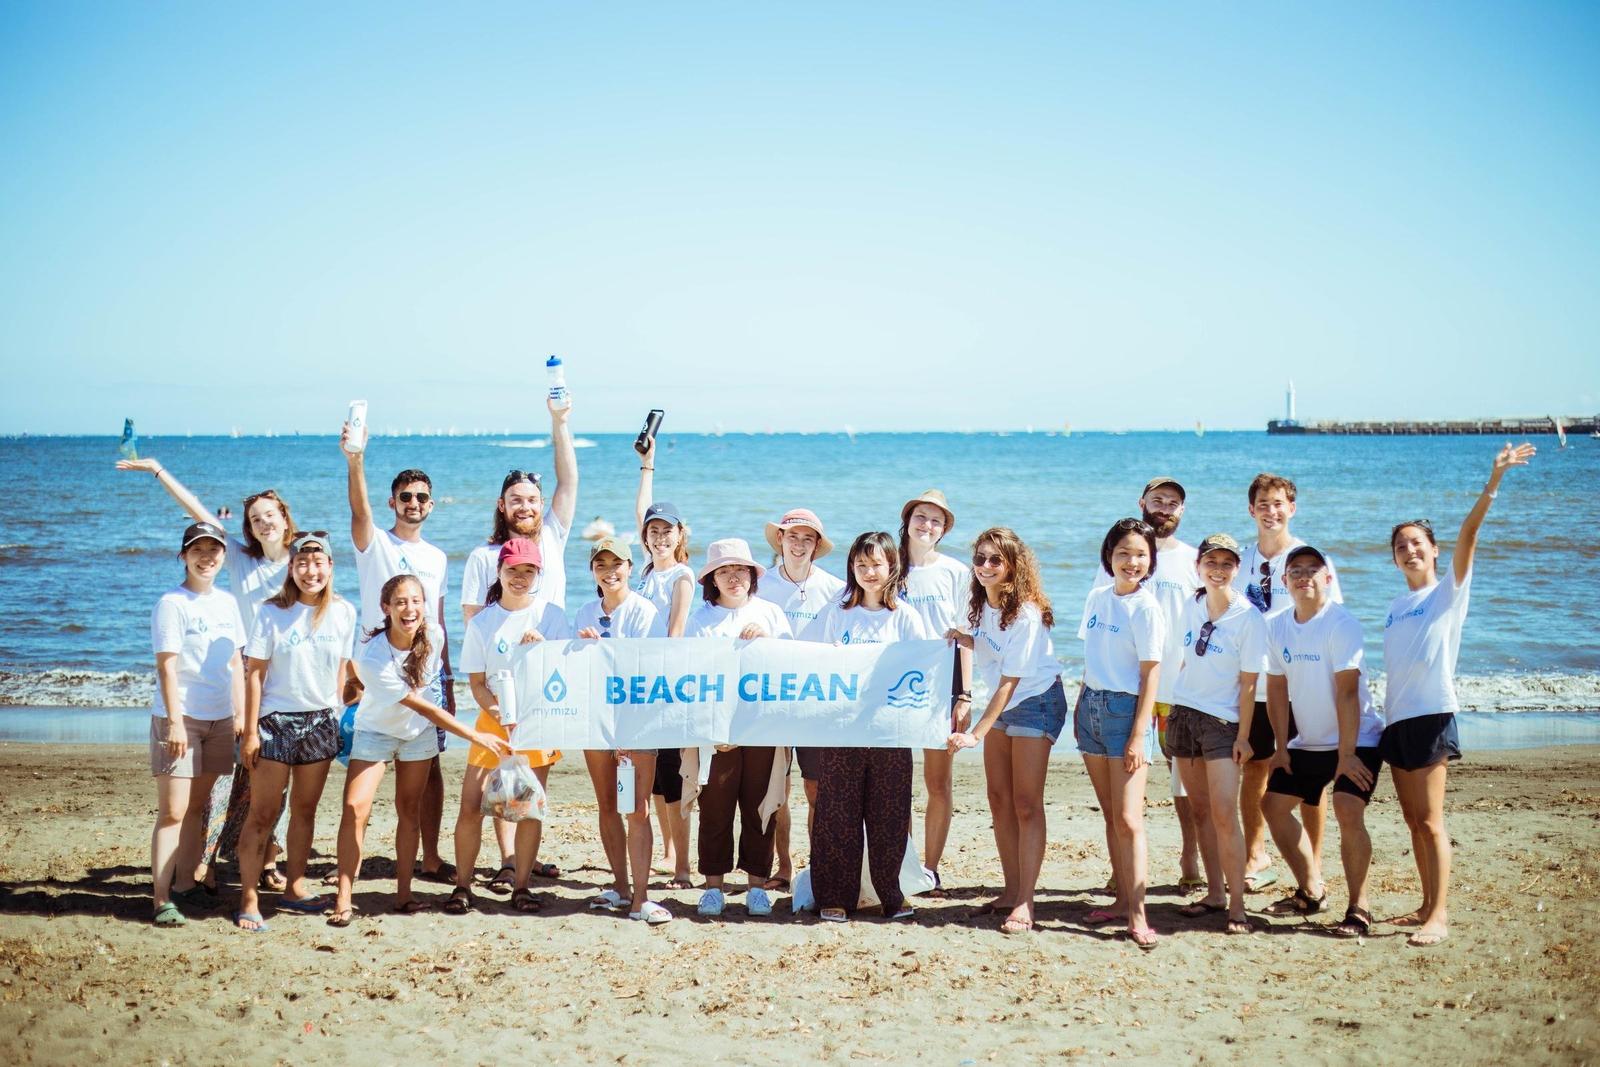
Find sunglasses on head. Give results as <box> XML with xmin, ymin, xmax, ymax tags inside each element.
<box><xmin>1390</xmin><ymin>518</ymin><xmax>1432</xmax><ymax>541</ymax></box>
<box><xmin>291</xmin><ymin>530</ymin><xmax>330</xmax><ymax>550</ymax></box>
<box><xmin>243</xmin><ymin>489</ymin><xmax>280</xmax><ymax>507</ymax></box>
<box><xmin>1194</xmin><ymin>620</ymin><xmax>1217</xmax><ymax>657</ymax></box>
<box><xmin>502</xmin><ymin>469</ymin><xmax>543</xmax><ymax>493</ymax></box>
<box><xmin>397</xmin><ymin>491</ymin><xmax>431</xmax><ymax>504</ymax></box>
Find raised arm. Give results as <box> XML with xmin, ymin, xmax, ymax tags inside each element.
<box><xmin>548</xmin><ymin>395</ymin><xmax>578</xmax><ymax>529</ymax></box>
<box><xmin>342</xmin><ymin>425</ymin><xmax>375</xmax><ymax>552</ymax></box>
<box><xmin>634</xmin><ymin>438</ymin><xmax>656</xmax><ymax>530</ymax></box>
<box><xmin>1454</xmin><ymin>442</ymin><xmax>1535</xmax><ymax>585</ymax></box>
<box><xmin>116</xmin><ymin>458</ymin><xmax>222</xmax><ymax>527</ymax></box>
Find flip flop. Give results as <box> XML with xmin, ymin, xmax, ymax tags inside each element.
<box><xmin>1226</xmin><ymin>915</ymin><xmax>1260</xmax><ymax>935</ymax></box>
<box><xmin>819</xmin><ymin>908</ymin><xmax>848</xmax><ymax>924</ymax></box>
<box><xmin>1128</xmin><ymin>926</ymin><xmax>1159</xmax><ymax>950</ymax></box>
<box><xmin>392</xmin><ymin>898</ymin><xmax>431</xmax><ymax>915</ymax></box>
<box><xmin>1407</xmin><ymin>929</ymin><xmax>1449</xmax><ymax>947</ymax></box>
<box><xmin>233</xmin><ymin>911</ymin><xmax>270</xmax><ymax>933</ymax></box>
<box><xmin>1083</xmin><ymin>908</ymin><xmax>1123</xmax><ymax>927</ymax></box>
<box><xmin>1244</xmin><ymin>869</ymin><xmax>1279</xmax><ymax>893</ymax></box>
<box><xmin>530</xmin><ymin>862</ymin><xmax>560</xmax><ymax>880</ymax></box>
<box><xmin>152</xmin><ymin>902</ymin><xmax>187</xmax><ymax>927</ymax></box>
<box><xmin>276</xmin><ymin>895</ymin><xmax>330</xmax><ymax>914</ymax></box>
<box><xmin>325</xmin><ymin>908</ymin><xmax>354</xmax><ymax>928</ymax></box>
<box><xmin>416</xmin><ymin>862</ymin><xmax>457</xmax><ymax>885</ymax></box>
<box><xmin>1000</xmin><ymin>916</ymin><xmax>1034</xmax><ymax>935</ymax></box>
<box><xmin>1177</xmin><ymin>901</ymin><xmax>1228</xmax><ymax>919</ymax></box>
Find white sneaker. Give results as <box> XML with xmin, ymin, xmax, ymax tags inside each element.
<box><xmin>630</xmin><ymin>901</ymin><xmax>673</xmax><ymax>925</ymax></box>
<box><xmin>747</xmin><ymin>887</ymin><xmax>773</xmax><ymax>916</ymax></box>
<box><xmin>697</xmin><ymin>888</ymin><xmax>725</xmax><ymax>916</ymax></box>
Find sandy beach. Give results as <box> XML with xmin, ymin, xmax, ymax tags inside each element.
<box><xmin>1</xmin><ymin>743</ymin><xmax>1596</xmax><ymax>1065</ymax></box>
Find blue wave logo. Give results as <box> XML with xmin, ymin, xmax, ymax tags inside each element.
<box><xmin>287</xmin><ymin>630</ymin><xmax>303</xmax><ymax>647</ymax></box>
<box><xmin>1183</xmin><ymin>630</ymin><xmax>1193</xmax><ymax>647</ymax></box>
<box><xmin>496</xmin><ymin>638</ymin><xmax>510</xmax><ymax>654</ymax></box>
<box><xmin>841</xmin><ymin>632</ymin><xmax>852</xmax><ymax>645</ymax></box>
<box><xmin>398</xmin><ymin>556</ymin><xmax>412</xmax><ymax>573</ymax></box>
<box><xmin>1282</xmin><ymin>646</ymin><xmax>1292</xmax><ymax>665</ymax></box>
<box><xmin>886</xmin><ymin>670</ymin><xmax>930</xmax><ymax>710</ymax></box>
<box><xmin>1086</xmin><ymin>613</ymin><xmax>1098</xmax><ymax>630</ymax></box>
<box><xmin>544</xmin><ymin>670</ymin><xmax>568</xmax><ymax>702</ymax></box>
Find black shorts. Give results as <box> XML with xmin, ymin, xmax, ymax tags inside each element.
<box><xmin>258</xmin><ymin>708</ymin><xmax>341</xmax><ymax>766</ymax></box>
<box><xmin>652</xmin><ymin>747</ymin><xmax>683</xmax><ymax>803</ymax></box>
<box><xmin>794</xmin><ymin>746</ymin><xmax>823</xmax><ymax>782</ymax></box>
<box><xmin>1379</xmin><ymin>713</ymin><xmax>1462</xmax><ymax>772</ymax></box>
<box><xmin>1248</xmin><ymin>700</ymin><xmax>1299</xmax><ymax>762</ymax></box>
<box><xmin>1267</xmin><ymin>747</ymin><xmax>1382</xmax><ymax>805</ymax></box>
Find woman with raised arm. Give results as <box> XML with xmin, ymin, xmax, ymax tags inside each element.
<box><xmin>634</xmin><ymin>439</ymin><xmax>695</xmax><ymax>888</ymax></box>
<box><xmin>898</xmin><ymin>490</ymin><xmax>973</xmax><ymax>897</ymax></box>
<box><xmin>946</xmin><ymin>528</ymin><xmax>1066</xmax><ymax>935</ymax></box>
<box><xmin>117</xmin><ymin>458</ymin><xmax>296</xmax><ymax>894</ymax></box>
<box><xmin>1382</xmin><ymin>442</ymin><xmax>1535</xmax><ymax>947</ymax></box>
<box><xmin>234</xmin><ymin>533</ymin><xmax>357</xmax><ymax>931</ymax></box>
<box><xmin>327</xmin><ymin>575</ymin><xmax>513</xmax><ymax>927</ymax></box>
<box><xmin>148</xmin><ymin>522</ymin><xmax>246</xmax><ymax>926</ymax></box>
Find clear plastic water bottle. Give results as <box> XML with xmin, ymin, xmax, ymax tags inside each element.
<box><xmin>546</xmin><ymin>355</ymin><xmax>570</xmax><ymax>410</ymax></box>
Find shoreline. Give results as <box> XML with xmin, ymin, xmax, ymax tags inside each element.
<box><xmin>0</xmin><ymin>744</ymin><xmax>1596</xmax><ymax>1064</ymax></box>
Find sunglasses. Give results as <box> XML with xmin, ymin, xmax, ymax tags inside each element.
<box><xmin>598</xmin><ymin>614</ymin><xmax>612</xmax><ymax>638</ymax></box>
<box><xmin>397</xmin><ymin>491</ymin><xmax>431</xmax><ymax>504</ymax></box>
<box><xmin>1258</xmin><ymin>560</ymin><xmax>1273</xmax><ymax>610</ymax></box>
<box><xmin>291</xmin><ymin>530</ymin><xmax>331</xmax><ymax>551</ymax></box>
<box><xmin>1390</xmin><ymin>518</ymin><xmax>1433</xmax><ymax>543</ymax></box>
<box><xmin>242</xmin><ymin>489</ymin><xmax>281</xmax><ymax>507</ymax></box>
<box><xmin>502</xmin><ymin>469</ymin><xmax>543</xmax><ymax>493</ymax></box>
<box><xmin>1194</xmin><ymin>620</ymin><xmax>1216</xmax><ymax>657</ymax></box>
<box><xmin>972</xmin><ymin>552</ymin><xmax>1005</xmax><ymax>568</ymax></box>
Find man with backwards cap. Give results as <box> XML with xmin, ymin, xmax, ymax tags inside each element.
<box><xmin>1094</xmin><ymin>477</ymin><xmax>1203</xmax><ymax>890</ymax></box>
<box><xmin>1260</xmin><ymin>544</ymin><xmax>1384</xmax><ymax>938</ymax></box>
<box><xmin>755</xmin><ymin>508</ymin><xmax>846</xmax><ymax>891</ymax></box>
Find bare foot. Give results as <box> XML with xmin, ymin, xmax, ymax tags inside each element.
<box><xmin>1408</xmin><ymin>924</ymin><xmax>1449</xmax><ymax>946</ymax></box>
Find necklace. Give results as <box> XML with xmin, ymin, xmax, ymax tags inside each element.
<box><xmin>782</xmin><ymin>561</ymin><xmax>811</xmax><ymax>603</ymax></box>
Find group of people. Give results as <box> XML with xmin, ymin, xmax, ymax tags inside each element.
<box><xmin>120</xmin><ymin>397</ymin><xmax>1533</xmax><ymax>950</ymax></box>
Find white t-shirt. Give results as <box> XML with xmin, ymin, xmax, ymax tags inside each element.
<box><xmin>353</xmin><ymin>623</ymin><xmax>444</xmax><ymax>740</ymax></box>
<box><xmin>574</xmin><ymin>592</ymin><xmax>659</xmax><ymax>640</ymax></box>
<box><xmin>1169</xmin><ymin>594</ymin><xmax>1271</xmax><ymax>722</ymax></box>
<box><xmin>972</xmin><ymin>602</ymin><xmax>1062</xmax><ymax>710</ymax></box>
<box><xmin>460</xmin><ymin>600</ymin><xmax>574</xmax><ymax>677</ymax></box>
<box><xmin>353</xmin><ymin>525</ymin><xmax>449</xmax><ymax>632</ymax></box>
<box><xmin>1383</xmin><ymin>571</ymin><xmax>1472</xmax><ymax>724</ymax></box>
<box><xmin>685</xmin><ymin>598</ymin><xmax>794</xmax><ymax>640</ymax></box>
<box><xmin>1235</xmin><ymin>538</ymin><xmax>1343</xmax><ymax>700</ymax></box>
<box><xmin>150</xmin><ymin>586</ymin><xmax>246</xmax><ymax>721</ymax></box>
<box><xmin>756</xmin><ymin>564</ymin><xmax>846</xmax><ymax>641</ymax></box>
<box><xmin>637</xmin><ymin>561</ymin><xmax>695</xmax><ymax>636</ymax></box>
<box><xmin>1266</xmin><ymin>602</ymin><xmax>1383</xmax><ymax>750</ymax></box>
<box><xmin>225</xmin><ymin>539</ymin><xmax>288</xmax><ymax>630</ymax></box>
<box><xmin>1096</xmin><ymin>539</ymin><xmax>1199</xmax><ymax>703</ymax></box>
<box><xmin>812</xmin><ymin>600</ymin><xmax>930</xmax><ymax>646</ymax></box>
<box><xmin>460</xmin><ymin>512</ymin><xmax>571</xmax><ymax>610</ymax></box>
<box><xmin>901</xmin><ymin>554</ymin><xmax>972</xmax><ymax>638</ymax></box>
<box><xmin>246</xmin><ymin>598</ymin><xmax>358</xmax><ymax>713</ymax></box>
<box><xmin>1078</xmin><ymin>584</ymin><xmax>1166</xmax><ymax>696</ymax></box>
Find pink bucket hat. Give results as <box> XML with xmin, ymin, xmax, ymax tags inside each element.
<box><xmin>763</xmin><ymin>508</ymin><xmax>834</xmax><ymax>559</ymax></box>
<box><xmin>697</xmin><ymin>537</ymin><xmax>767</xmax><ymax>581</ymax></box>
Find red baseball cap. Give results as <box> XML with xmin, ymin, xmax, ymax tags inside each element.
<box><xmin>498</xmin><ymin>537</ymin><xmax>542</xmax><ymax>568</ymax></box>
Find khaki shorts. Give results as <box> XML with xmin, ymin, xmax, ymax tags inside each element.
<box><xmin>149</xmin><ymin>715</ymin><xmax>235</xmax><ymax>778</ymax></box>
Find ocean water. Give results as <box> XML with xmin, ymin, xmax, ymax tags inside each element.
<box><xmin>2</xmin><ymin>430</ymin><xmax>1596</xmax><ymax>721</ymax></box>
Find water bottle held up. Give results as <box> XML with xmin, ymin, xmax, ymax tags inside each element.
<box><xmin>617</xmin><ymin>755</ymin><xmax>636</xmax><ymax>814</ymax></box>
<box><xmin>546</xmin><ymin>355</ymin><xmax>570</xmax><ymax>410</ymax></box>
<box><xmin>492</xmin><ymin>669</ymin><xmax>518</xmax><ymax>727</ymax></box>
<box><xmin>344</xmin><ymin>400</ymin><xmax>369</xmax><ymax>454</ymax></box>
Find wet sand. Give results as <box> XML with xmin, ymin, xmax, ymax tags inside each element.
<box><xmin>1</xmin><ymin>744</ymin><xmax>1596</xmax><ymax>1065</ymax></box>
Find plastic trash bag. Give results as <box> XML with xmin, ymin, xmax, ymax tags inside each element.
<box><xmin>790</xmin><ymin>833</ymin><xmax>934</xmax><ymax>913</ymax></box>
<box><xmin>481</xmin><ymin>754</ymin><xmax>547</xmax><ymax>823</ymax></box>
<box><xmin>335</xmin><ymin>704</ymin><xmax>357</xmax><ymax>767</ymax></box>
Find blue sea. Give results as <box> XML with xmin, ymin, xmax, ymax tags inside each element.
<box><xmin>2</xmin><ymin>430</ymin><xmax>1596</xmax><ymax>742</ymax></box>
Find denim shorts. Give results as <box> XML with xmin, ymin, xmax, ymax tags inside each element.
<box><xmin>348</xmin><ymin>728</ymin><xmax>441</xmax><ymax>764</ymax></box>
<box><xmin>994</xmin><ymin>678</ymin><xmax>1069</xmax><ymax>743</ymax></box>
<box><xmin>1074</xmin><ymin>685</ymin><xmax>1155</xmax><ymax>761</ymax></box>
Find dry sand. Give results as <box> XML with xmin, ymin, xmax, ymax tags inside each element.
<box><xmin>1</xmin><ymin>744</ymin><xmax>1596</xmax><ymax>1065</ymax></box>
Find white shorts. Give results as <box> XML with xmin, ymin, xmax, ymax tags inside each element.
<box><xmin>348</xmin><ymin>728</ymin><xmax>440</xmax><ymax>764</ymax></box>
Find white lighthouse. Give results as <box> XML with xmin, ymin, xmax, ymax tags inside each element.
<box><xmin>1286</xmin><ymin>380</ymin><xmax>1297</xmax><ymax>424</ymax></box>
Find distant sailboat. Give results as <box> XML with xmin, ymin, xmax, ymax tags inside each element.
<box><xmin>1553</xmin><ymin>415</ymin><xmax>1567</xmax><ymax>448</ymax></box>
<box><xmin>1195</xmin><ymin>420</ymin><xmax>1205</xmax><ymax>438</ymax></box>
<box><xmin>1062</xmin><ymin>420</ymin><xmax>1071</xmax><ymax>438</ymax></box>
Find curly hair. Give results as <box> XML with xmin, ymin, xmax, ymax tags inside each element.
<box><xmin>965</xmin><ymin>527</ymin><xmax>1053</xmax><ymax>631</ymax></box>
<box><xmin>363</xmin><ymin>574</ymin><xmax>433</xmax><ymax>690</ymax></box>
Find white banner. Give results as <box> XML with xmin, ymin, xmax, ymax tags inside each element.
<box><xmin>505</xmin><ymin>637</ymin><xmax>952</xmax><ymax>750</ymax></box>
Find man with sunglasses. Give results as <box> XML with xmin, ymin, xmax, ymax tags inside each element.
<box><xmin>1092</xmin><ymin>477</ymin><xmax>1202</xmax><ymax>889</ymax></box>
<box><xmin>342</xmin><ymin>435</ymin><xmax>456</xmax><ymax>884</ymax></box>
<box><xmin>462</xmin><ymin>396</ymin><xmax>580</xmax><ymax>623</ymax></box>
<box><xmin>1259</xmin><ymin>545</ymin><xmax>1383</xmax><ymax>937</ymax></box>
<box><xmin>1234</xmin><ymin>472</ymin><xmax>1344</xmax><ymax>895</ymax></box>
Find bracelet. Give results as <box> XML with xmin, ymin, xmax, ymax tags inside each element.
<box><xmin>153</xmin><ymin>467</ymin><xmax>165</xmax><ymax>478</ymax></box>
<box><xmin>1483</xmin><ymin>486</ymin><xmax>1497</xmax><ymax>499</ymax></box>
<box><xmin>640</xmin><ymin>466</ymin><xmax>654</xmax><ymax>471</ymax></box>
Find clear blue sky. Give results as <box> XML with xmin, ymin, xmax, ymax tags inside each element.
<box><xmin>2</xmin><ymin>2</ymin><xmax>1596</xmax><ymax>434</ymax></box>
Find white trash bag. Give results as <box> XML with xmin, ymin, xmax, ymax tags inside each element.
<box><xmin>791</xmin><ymin>833</ymin><xmax>934</xmax><ymax>913</ymax></box>
<box><xmin>481</xmin><ymin>755</ymin><xmax>547</xmax><ymax>823</ymax></box>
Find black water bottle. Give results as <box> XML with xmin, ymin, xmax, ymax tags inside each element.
<box><xmin>634</xmin><ymin>409</ymin><xmax>665</xmax><ymax>455</ymax></box>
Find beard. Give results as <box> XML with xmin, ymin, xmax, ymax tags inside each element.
<box><xmin>511</xmin><ymin>513</ymin><xmax>541</xmax><ymax>536</ymax></box>
<box><xmin>1142</xmin><ymin>509</ymin><xmax>1180</xmax><ymax>538</ymax></box>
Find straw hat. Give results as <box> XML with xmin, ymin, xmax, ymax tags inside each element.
<box><xmin>900</xmin><ymin>489</ymin><xmax>955</xmax><ymax>531</ymax></box>
<box><xmin>763</xmin><ymin>508</ymin><xmax>834</xmax><ymax>559</ymax></box>
<box><xmin>697</xmin><ymin>537</ymin><xmax>767</xmax><ymax>581</ymax></box>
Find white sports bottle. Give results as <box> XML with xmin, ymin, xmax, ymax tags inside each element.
<box><xmin>492</xmin><ymin>669</ymin><xmax>518</xmax><ymax>727</ymax></box>
<box><xmin>344</xmin><ymin>399</ymin><xmax>368</xmax><ymax>454</ymax></box>
<box><xmin>616</xmin><ymin>755</ymin><xmax>635</xmax><ymax>814</ymax></box>
<box><xmin>545</xmin><ymin>355</ymin><xmax>569</xmax><ymax>410</ymax></box>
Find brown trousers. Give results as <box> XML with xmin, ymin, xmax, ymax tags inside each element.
<box><xmin>697</xmin><ymin>746</ymin><xmax>777</xmax><ymax>878</ymax></box>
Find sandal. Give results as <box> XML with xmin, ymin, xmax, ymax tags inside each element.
<box><xmin>443</xmin><ymin>887</ymin><xmax>474</xmax><ymax>915</ymax></box>
<box><xmin>325</xmin><ymin>908</ymin><xmax>354</xmax><ymax>928</ymax></box>
<box><xmin>1128</xmin><ymin>926</ymin><xmax>1159</xmax><ymax>950</ymax></box>
<box><xmin>1177</xmin><ymin>901</ymin><xmax>1227</xmax><ymax>919</ymax></box>
<box><xmin>511</xmin><ymin>888</ymin><xmax>544</xmax><ymax>913</ymax></box>
<box><xmin>1000</xmin><ymin>916</ymin><xmax>1033</xmax><ymax>935</ymax></box>
<box><xmin>392</xmin><ymin>898</ymin><xmax>431</xmax><ymax>915</ymax></box>
<box><xmin>1083</xmin><ymin>907</ymin><xmax>1122</xmax><ymax>927</ymax></box>
<box><xmin>1266</xmin><ymin>887</ymin><xmax>1327</xmax><ymax>916</ymax></box>
<box><xmin>819</xmin><ymin>907</ymin><xmax>848</xmax><ymax>924</ymax></box>
<box><xmin>152</xmin><ymin>901</ymin><xmax>186</xmax><ymax>927</ymax></box>
<box><xmin>416</xmin><ymin>862</ymin><xmax>456</xmax><ymax>885</ymax></box>
<box><xmin>529</xmin><ymin>862</ymin><xmax>560</xmax><ymax>880</ymax></box>
<box><xmin>258</xmin><ymin>868</ymin><xmax>288</xmax><ymax>893</ymax></box>
<box><xmin>1332</xmin><ymin>906</ymin><xmax>1373</xmax><ymax>939</ymax></box>
<box><xmin>483</xmin><ymin>863</ymin><xmax>516</xmax><ymax>895</ymax></box>
<box><xmin>233</xmin><ymin>911</ymin><xmax>269</xmax><ymax>933</ymax></box>
<box><xmin>1226</xmin><ymin>915</ymin><xmax>1259</xmax><ymax>935</ymax></box>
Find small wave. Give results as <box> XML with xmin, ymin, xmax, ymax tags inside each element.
<box><xmin>0</xmin><ymin>669</ymin><xmax>155</xmax><ymax>708</ymax></box>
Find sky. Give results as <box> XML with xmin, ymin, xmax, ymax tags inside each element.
<box><xmin>1</xmin><ymin>2</ymin><xmax>1596</xmax><ymax>435</ymax></box>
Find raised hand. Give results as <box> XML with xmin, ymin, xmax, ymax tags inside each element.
<box><xmin>117</xmin><ymin>457</ymin><xmax>161</xmax><ymax>474</ymax></box>
<box><xmin>1493</xmin><ymin>441</ymin><xmax>1536</xmax><ymax>475</ymax></box>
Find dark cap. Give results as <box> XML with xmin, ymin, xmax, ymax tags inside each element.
<box><xmin>179</xmin><ymin>521</ymin><xmax>227</xmax><ymax>553</ymax></box>
<box><xmin>1143</xmin><ymin>477</ymin><xmax>1186</xmax><ymax>501</ymax></box>
<box><xmin>1284</xmin><ymin>544</ymin><xmax>1328</xmax><ymax>569</ymax></box>
<box><xmin>641</xmin><ymin>501</ymin><xmax>683</xmax><ymax>530</ymax></box>
<box><xmin>1195</xmin><ymin>532</ymin><xmax>1241</xmax><ymax>560</ymax></box>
